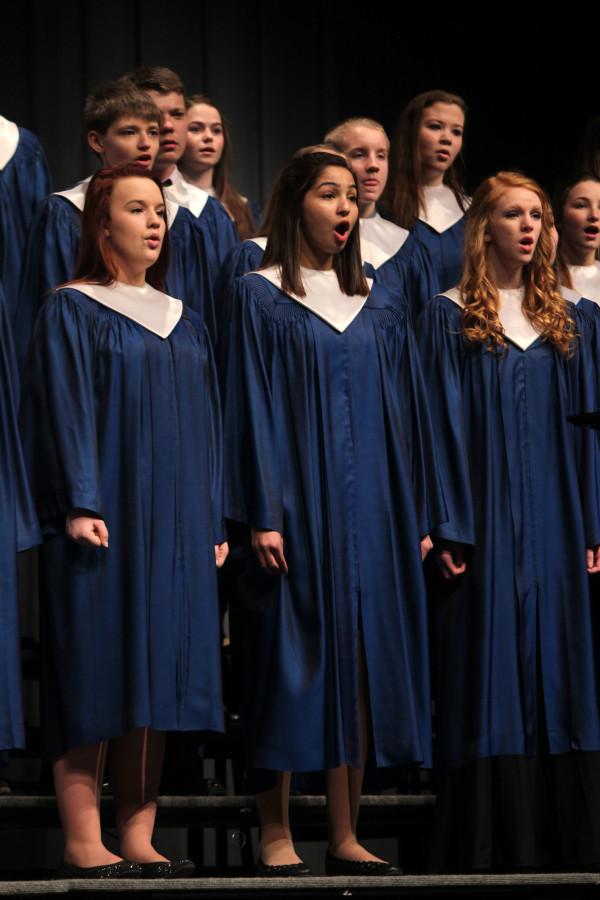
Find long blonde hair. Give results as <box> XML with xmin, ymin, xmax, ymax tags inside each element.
<box><xmin>460</xmin><ymin>171</ymin><xmax>576</xmax><ymax>355</ymax></box>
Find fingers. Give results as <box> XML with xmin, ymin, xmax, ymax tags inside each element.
<box><xmin>66</xmin><ymin>515</ymin><xmax>109</xmax><ymax>548</ymax></box>
<box><xmin>94</xmin><ymin>520</ymin><xmax>109</xmax><ymax>548</ymax></box>
<box><xmin>437</xmin><ymin>549</ymin><xmax>467</xmax><ymax>580</ymax></box>
<box><xmin>587</xmin><ymin>546</ymin><xmax>600</xmax><ymax>574</ymax></box>
<box><xmin>251</xmin><ymin>530</ymin><xmax>288</xmax><ymax>575</ymax></box>
<box><xmin>215</xmin><ymin>542</ymin><xmax>229</xmax><ymax>568</ymax></box>
<box><xmin>421</xmin><ymin>535</ymin><xmax>433</xmax><ymax>561</ymax></box>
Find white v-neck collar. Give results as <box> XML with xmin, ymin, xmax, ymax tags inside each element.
<box><xmin>359</xmin><ymin>213</ymin><xmax>409</xmax><ymax>262</ymax></box>
<box><xmin>567</xmin><ymin>262</ymin><xmax>600</xmax><ymax>305</ymax></box>
<box><xmin>560</xmin><ymin>286</ymin><xmax>582</xmax><ymax>305</ymax></box>
<box><xmin>420</xmin><ymin>185</ymin><xmax>466</xmax><ymax>234</ymax></box>
<box><xmin>256</xmin><ymin>266</ymin><xmax>371</xmax><ymax>332</ymax></box>
<box><xmin>55</xmin><ymin>176</ymin><xmax>179</xmax><ymax>228</ymax></box>
<box><xmin>442</xmin><ymin>285</ymin><xmax>540</xmax><ymax>350</ymax></box>
<box><xmin>167</xmin><ymin>168</ymin><xmax>210</xmax><ymax>218</ymax></box>
<box><xmin>0</xmin><ymin>116</ymin><xmax>19</xmax><ymax>170</ymax></box>
<box><xmin>250</xmin><ymin>235</ymin><xmax>268</xmax><ymax>250</ymax></box>
<box><xmin>68</xmin><ymin>281</ymin><xmax>182</xmax><ymax>338</ymax></box>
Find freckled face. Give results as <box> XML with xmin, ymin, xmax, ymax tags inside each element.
<box><xmin>486</xmin><ymin>187</ymin><xmax>543</xmax><ymax>268</ymax></box>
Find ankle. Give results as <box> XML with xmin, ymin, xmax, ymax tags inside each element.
<box><xmin>260</xmin><ymin>837</ymin><xmax>301</xmax><ymax>866</ymax></box>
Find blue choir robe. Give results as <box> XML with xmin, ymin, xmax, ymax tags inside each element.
<box><xmin>0</xmin><ymin>117</ymin><xmax>51</xmax><ymax>310</ymax></box>
<box><xmin>412</xmin><ymin>185</ymin><xmax>467</xmax><ymax>294</ymax></box>
<box><xmin>19</xmin><ymin>282</ymin><xmax>224</xmax><ymax>758</ymax></box>
<box><xmin>360</xmin><ymin>213</ymin><xmax>438</xmax><ymax>320</ymax></box>
<box><xmin>215</xmin><ymin>236</ymin><xmax>266</xmax><ymax>373</ymax></box>
<box><xmin>417</xmin><ymin>289</ymin><xmax>600</xmax><ymax>772</ymax></box>
<box><xmin>16</xmin><ymin>177</ymin><xmax>214</xmax><ymax>367</ymax></box>
<box><xmin>168</xmin><ymin>169</ymin><xmax>239</xmax><ymax>321</ymax></box>
<box><xmin>0</xmin><ymin>283</ymin><xmax>40</xmax><ymax>750</ymax></box>
<box><xmin>223</xmin><ymin>268</ymin><xmax>447</xmax><ymax>773</ymax></box>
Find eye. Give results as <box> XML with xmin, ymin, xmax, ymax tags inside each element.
<box><xmin>172</xmin><ymin>110</ymin><xmax>185</xmax><ymax>119</ymax></box>
<box><xmin>156</xmin><ymin>207</ymin><xmax>166</xmax><ymax>218</ymax></box>
<box><xmin>212</xmin><ymin>125</ymin><xmax>223</xmax><ymax>135</ymax></box>
<box><xmin>149</xmin><ymin>129</ymin><xmax>159</xmax><ymax>138</ymax></box>
<box><xmin>452</xmin><ymin>128</ymin><xmax>463</xmax><ymax>137</ymax></box>
<box><xmin>130</xmin><ymin>206</ymin><xmax>144</xmax><ymax>214</ymax></box>
<box><xmin>531</xmin><ymin>210</ymin><xmax>542</xmax><ymax>219</ymax></box>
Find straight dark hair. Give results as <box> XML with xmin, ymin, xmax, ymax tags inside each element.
<box><xmin>553</xmin><ymin>171</ymin><xmax>600</xmax><ymax>290</ymax></box>
<box><xmin>185</xmin><ymin>94</ymin><xmax>256</xmax><ymax>240</ymax></box>
<box><xmin>382</xmin><ymin>89</ymin><xmax>468</xmax><ymax>230</ymax></box>
<box><xmin>261</xmin><ymin>152</ymin><xmax>368</xmax><ymax>298</ymax></box>
<box><xmin>71</xmin><ymin>165</ymin><xmax>169</xmax><ymax>291</ymax></box>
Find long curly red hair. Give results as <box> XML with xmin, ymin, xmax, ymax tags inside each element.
<box><xmin>459</xmin><ymin>171</ymin><xmax>576</xmax><ymax>355</ymax></box>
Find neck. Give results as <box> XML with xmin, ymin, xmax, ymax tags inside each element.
<box><xmin>486</xmin><ymin>251</ymin><xmax>524</xmax><ymax>290</ymax></box>
<box><xmin>560</xmin><ymin>242</ymin><xmax>598</xmax><ymax>268</ymax></box>
<box><xmin>179</xmin><ymin>162</ymin><xmax>214</xmax><ymax>191</ymax></box>
<box><xmin>299</xmin><ymin>236</ymin><xmax>333</xmax><ymax>271</ymax></box>
<box><xmin>421</xmin><ymin>168</ymin><xmax>445</xmax><ymax>188</ymax></box>
<box><xmin>154</xmin><ymin>161</ymin><xmax>176</xmax><ymax>183</ymax></box>
<box><xmin>114</xmin><ymin>265</ymin><xmax>146</xmax><ymax>288</ymax></box>
<box><xmin>359</xmin><ymin>199</ymin><xmax>376</xmax><ymax>218</ymax></box>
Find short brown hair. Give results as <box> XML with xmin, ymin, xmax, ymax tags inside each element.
<box><xmin>127</xmin><ymin>66</ymin><xmax>184</xmax><ymax>96</ymax></box>
<box><xmin>84</xmin><ymin>78</ymin><xmax>161</xmax><ymax>134</ymax></box>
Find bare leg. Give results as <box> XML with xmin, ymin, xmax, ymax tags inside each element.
<box><xmin>110</xmin><ymin>728</ymin><xmax>167</xmax><ymax>863</ymax></box>
<box><xmin>54</xmin><ymin>740</ymin><xmax>122</xmax><ymax>867</ymax></box>
<box><xmin>326</xmin><ymin>643</ymin><xmax>386</xmax><ymax>862</ymax></box>
<box><xmin>256</xmin><ymin>771</ymin><xmax>303</xmax><ymax>865</ymax></box>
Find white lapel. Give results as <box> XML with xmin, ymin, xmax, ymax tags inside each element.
<box><xmin>68</xmin><ymin>281</ymin><xmax>182</xmax><ymax>338</ymax></box>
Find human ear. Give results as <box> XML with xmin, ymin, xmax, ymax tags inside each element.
<box><xmin>87</xmin><ymin>130</ymin><xmax>105</xmax><ymax>156</ymax></box>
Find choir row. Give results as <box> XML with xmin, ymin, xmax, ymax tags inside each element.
<box><xmin>1</xmin><ymin>68</ymin><xmax>600</xmax><ymax>878</ymax></box>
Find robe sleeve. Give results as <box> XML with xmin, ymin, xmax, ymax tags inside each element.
<box><xmin>203</xmin><ymin>320</ymin><xmax>226</xmax><ymax>545</ymax></box>
<box><xmin>569</xmin><ymin>303</ymin><xmax>600</xmax><ymax>547</ymax></box>
<box><xmin>416</xmin><ymin>296</ymin><xmax>475</xmax><ymax>545</ymax></box>
<box><xmin>19</xmin><ymin>290</ymin><xmax>102</xmax><ymax>531</ymax></box>
<box><xmin>0</xmin><ymin>286</ymin><xmax>40</xmax><ymax>551</ymax></box>
<box><xmin>223</xmin><ymin>276</ymin><xmax>283</xmax><ymax>533</ymax></box>
<box><xmin>15</xmin><ymin>196</ymin><xmax>81</xmax><ymax>368</ymax></box>
<box><xmin>395</xmin><ymin>317</ymin><xmax>448</xmax><ymax>536</ymax></box>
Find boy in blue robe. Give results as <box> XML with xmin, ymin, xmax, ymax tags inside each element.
<box><xmin>127</xmin><ymin>67</ymin><xmax>238</xmax><ymax>339</ymax></box>
<box><xmin>16</xmin><ymin>79</ymin><xmax>212</xmax><ymax>365</ymax></box>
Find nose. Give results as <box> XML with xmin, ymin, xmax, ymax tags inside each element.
<box><xmin>202</xmin><ymin>131</ymin><xmax>214</xmax><ymax>143</ymax></box>
<box><xmin>139</xmin><ymin>133</ymin><xmax>150</xmax><ymax>149</ymax></box>
<box><xmin>521</xmin><ymin>216</ymin><xmax>534</xmax><ymax>231</ymax></box>
<box><xmin>366</xmin><ymin>154</ymin><xmax>379</xmax><ymax>172</ymax></box>
<box><xmin>160</xmin><ymin>114</ymin><xmax>174</xmax><ymax>134</ymax></box>
<box><xmin>148</xmin><ymin>209</ymin><xmax>162</xmax><ymax>228</ymax></box>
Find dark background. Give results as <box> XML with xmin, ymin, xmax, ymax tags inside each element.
<box><xmin>1</xmin><ymin>0</ymin><xmax>596</xmax><ymax>205</ymax></box>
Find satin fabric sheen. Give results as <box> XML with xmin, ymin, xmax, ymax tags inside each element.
<box><xmin>224</xmin><ymin>274</ymin><xmax>446</xmax><ymax>773</ymax></box>
<box><xmin>20</xmin><ymin>287</ymin><xmax>224</xmax><ymax>758</ymax></box>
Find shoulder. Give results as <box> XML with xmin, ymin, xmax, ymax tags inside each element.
<box><xmin>365</xmin><ymin>281</ymin><xmax>408</xmax><ymax>323</ymax></box>
<box><xmin>239</xmin><ymin>272</ymin><xmax>305</xmax><ymax>324</ymax></box>
<box><xmin>16</xmin><ymin>127</ymin><xmax>45</xmax><ymax>161</ymax></box>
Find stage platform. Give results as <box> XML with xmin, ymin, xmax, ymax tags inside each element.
<box><xmin>0</xmin><ymin>873</ymin><xmax>599</xmax><ymax>899</ymax></box>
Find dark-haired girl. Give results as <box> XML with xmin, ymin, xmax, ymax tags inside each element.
<box><xmin>20</xmin><ymin>165</ymin><xmax>226</xmax><ymax>878</ymax></box>
<box><xmin>383</xmin><ymin>90</ymin><xmax>468</xmax><ymax>294</ymax></box>
<box><xmin>179</xmin><ymin>94</ymin><xmax>258</xmax><ymax>241</ymax></box>
<box><xmin>223</xmin><ymin>151</ymin><xmax>445</xmax><ymax>875</ymax></box>
<box><xmin>555</xmin><ymin>173</ymin><xmax>600</xmax><ymax>303</ymax></box>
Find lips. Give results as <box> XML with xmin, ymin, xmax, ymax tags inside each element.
<box><xmin>334</xmin><ymin>221</ymin><xmax>350</xmax><ymax>237</ymax></box>
<box><xmin>160</xmin><ymin>140</ymin><xmax>178</xmax><ymax>152</ymax></box>
<box><xmin>519</xmin><ymin>237</ymin><xmax>534</xmax><ymax>249</ymax></box>
<box><xmin>584</xmin><ymin>225</ymin><xmax>599</xmax><ymax>236</ymax></box>
<box><xmin>145</xmin><ymin>235</ymin><xmax>161</xmax><ymax>249</ymax></box>
<box><xmin>136</xmin><ymin>154</ymin><xmax>152</xmax><ymax>167</ymax></box>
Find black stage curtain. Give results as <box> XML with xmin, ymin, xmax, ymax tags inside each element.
<box><xmin>0</xmin><ymin>0</ymin><xmax>597</xmax><ymax>204</ymax></box>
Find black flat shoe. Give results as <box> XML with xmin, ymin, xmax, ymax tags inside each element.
<box><xmin>138</xmin><ymin>858</ymin><xmax>196</xmax><ymax>878</ymax></box>
<box><xmin>57</xmin><ymin>860</ymin><xmax>142</xmax><ymax>879</ymax></box>
<box><xmin>325</xmin><ymin>851</ymin><xmax>402</xmax><ymax>876</ymax></box>
<box><xmin>256</xmin><ymin>859</ymin><xmax>312</xmax><ymax>877</ymax></box>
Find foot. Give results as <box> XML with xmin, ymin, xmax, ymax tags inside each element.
<box><xmin>64</xmin><ymin>846</ymin><xmax>123</xmax><ymax>868</ymax></box>
<box><xmin>328</xmin><ymin>839</ymin><xmax>386</xmax><ymax>863</ymax></box>
<box><xmin>119</xmin><ymin>839</ymin><xmax>168</xmax><ymax>864</ymax></box>
<box><xmin>260</xmin><ymin>838</ymin><xmax>303</xmax><ymax>867</ymax></box>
